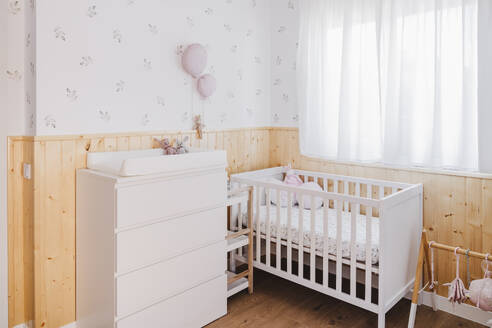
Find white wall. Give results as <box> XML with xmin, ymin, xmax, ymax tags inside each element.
<box><xmin>35</xmin><ymin>0</ymin><xmax>272</xmax><ymax>135</ymax></box>
<box><xmin>270</xmin><ymin>0</ymin><xmax>299</xmax><ymax>127</ymax></box>
<box><xmin>0</xmin><ymin>0</ymin><xmax>7</xmax><ymax>323</ymax></box>
<box><xmin>8</xmin><ymin>0</ymin><xmax>306</xmax><ymax>136</ymax></box>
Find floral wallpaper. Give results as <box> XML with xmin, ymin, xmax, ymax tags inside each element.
<box><xmin>35</xmin><ymin>0</ymin><xmax>272</xmax><ymax>135</ymax></box>
<box><xmin>270</xmin><ymin>0</ymin><xmax>299</xmax><ymax>127</ymax></box>
<box><xmin>6</xmin><ymin>0</ymin><xmax>301</xmax><ymax>136</ymax></box>
<box><xmin>4</xmin><ymin>0</ymin><xmax>35</xmax><ymax>135</ymax></box>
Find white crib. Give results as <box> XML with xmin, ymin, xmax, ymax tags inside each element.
<box><xmin>231</xmin><ymin>167</ymin><xmax>423</xmax><ymax>328</ymax></box>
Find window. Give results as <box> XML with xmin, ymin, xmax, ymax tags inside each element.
<box><xmin>298</xmin><ymin>0</ymin><xmax>481</xmax><ymax>171</ymax></box>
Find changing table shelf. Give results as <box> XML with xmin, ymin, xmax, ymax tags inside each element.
<box><xmin>226</xmin><ymin>232</ymin><xmax>249</xmax><ymax>252</ymax></box>
<box><xmin>226</xmin><ymin>186</ymin><xmax>254</xmax><ymax>297</ymax></box>
<box><xmin>226</xmin><ymin>271</ymin><xmax>249</xmax><ymax>297</ymax></box>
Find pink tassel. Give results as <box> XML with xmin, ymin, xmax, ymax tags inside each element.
<box><xmin>444</xmin><ymin>247</ymin><xmax>468</xmax><ymax>305</ymax></box>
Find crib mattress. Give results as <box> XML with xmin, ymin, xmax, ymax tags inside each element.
<box><xmin>252</xmin><ymin>205</ymin><xmax>380</xmax><ymax>264</ymax></box>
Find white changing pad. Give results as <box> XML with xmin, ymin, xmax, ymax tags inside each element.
<box><xmin>253</xmin><ymin>205</ymin><xmax>380</xmax><ymax>264</ymax></box>
<box><xmin>86</xmin><ymin>148</ymin><xmax>227</xmax><ymax>177</ymax></box>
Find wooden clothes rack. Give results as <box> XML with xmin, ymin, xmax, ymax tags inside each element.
<box><xmin>408</xmin><ymin>229</ymin><xmax>491</xmax><ymax>328</ymax></box>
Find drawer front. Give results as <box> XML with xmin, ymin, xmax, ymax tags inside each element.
<box><xmin>116</xmin><ymin>170</ymin><xmax>226</xmax><ymax>228</ymax></box>
<box><xmin>116</xmin><ymin>274</ymin><xmax>227</xmax><ymax>328</ymax></box>
<box><xmin>116</xmin><ymin>207</ymin><xmax>226</xmax><ymax>273</ymax></box>
<box><xmin>116</xmin><ymin>240</ymin><xmax>225</xmax><ymax>317</ymax></box>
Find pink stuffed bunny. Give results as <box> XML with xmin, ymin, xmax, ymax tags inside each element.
<box><xmin>284</xmin><ymin>169</ymin><xmax>303</xmax><ymax>186</ymax></box>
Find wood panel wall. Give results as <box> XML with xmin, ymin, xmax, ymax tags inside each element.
<box><xmin>7</xmin><ymin>128</ymin><xmax>270</xmax><ymax>328</ymax></box>
<box><xmin>7</xmin><ymin>138</ymin><xmax>34</xmax><ymax>327</ymax></box>
<box><xmin>270</xmin><ymin>128</ymin><xmax>492</xmax><ymax>297</ymax></box>
<box><xmin>8</xmin><ymin>126</ymin><xmax>492</xmax><ymax>327</ymax></box>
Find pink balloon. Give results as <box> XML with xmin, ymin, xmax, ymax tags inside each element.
<box><xmin>182</xmin><ymin>44</ymin><xmax>207</xmax><ymax>78</ymax></box>
<box><xmin>197</xmin><ymin>74</ymin><xmax>217</xmax><ymax>98</ymax></box>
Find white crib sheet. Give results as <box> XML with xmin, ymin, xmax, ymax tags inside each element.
<box><xmin>251</xmin><ymin>205</ymin><xmax>380</xmax><ymax>264</ymax></box>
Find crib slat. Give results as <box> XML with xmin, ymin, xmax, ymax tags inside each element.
<box><xmin>334</xmin><ymin>180</ymin><xmax>338</xmax><ymax>193</ymax></box>
<box><xmin>365</xmin><ymin>202</ymin><xmax>373</xmax><ymax>303</ymax></box>
<box><xmin>350</xmin><ymin>201</ymin><xmax>357</xmax><ymax>297</ymax></box>
<box><xmin>256</xmin><ymin>186</ymin><xmax>261</xmax><ymax>263</ymax></box>
<box><xmin>238</xmin><ymin>201</ymin><xmax>243</xmax><ymax>257</ymax></box>
<box><xmin>365</xmin><ymin>185</ymin><xmax>373</xmax><ymax>302</ymax></box>
<box><xmin>322</xmin><ymin>199</ymin><xmax>329</xmax><ymax>287</ymax></box>
<box><xmin>287</xmin><ymin>191</ymin><xmax>293</xmax><ymax>275</ymax></box>
<box><xmin>323</xmin><ymin>178</ymin><xmax>328</xmax><ymax>191</ymax></box>
<box><xmin>276</xmin><ymin>189</ymin><xmax>281</xmax><ymax>270</ymax></box>
<box><xmin>336</xmin><ymin>199</ymin><xmax>342</xmax><ymax>292</ymax></box>
<box><xmin>298</xmin><ymin>195</ymin><xmax>304</xmax><ymax>278</ymax></box>
<box><xmin>379</xmin><ymin>185</ymin><xmax>385</xmax><ymax>200</ymax></box>
<box><xmin>310</xmin><ymin>195</ymin><xmax>316</xmax><ymax>283</ymax></box>
<box><xmin>344</xmin><ymin>181</ymin><xmax>349</xmax><ymax>211</ymax></box>
<box><xmin>266</xmin><ymin>188</ymin><xmax>271</xmax><ymax>267</ymax></box>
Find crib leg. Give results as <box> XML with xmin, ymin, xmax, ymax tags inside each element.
<box><xmin>378</xmin><ymin>312</ymin><xmax>385</xmax><ymax>328</ymax></box>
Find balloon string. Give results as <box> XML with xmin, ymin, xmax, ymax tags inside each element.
<box><xmin>191</xmin><ymin>77</ymin><xmax>194</xmax><ymax>121</ymax></box>
<box><xmin>202</xmin><ymin>99</ymin><xmax>205</xmax><ymax>129</ymax></box>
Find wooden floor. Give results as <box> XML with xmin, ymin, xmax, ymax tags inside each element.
<box><xmin>208</xmin><ymin>269</ymin><xmax>486</xmax><ymax>328</ymax></box>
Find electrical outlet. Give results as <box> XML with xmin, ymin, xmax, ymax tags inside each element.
<box><xmin>23</xmin><ymin>163</ymin><xmax>31</xmax><ymax>179</ymax></box>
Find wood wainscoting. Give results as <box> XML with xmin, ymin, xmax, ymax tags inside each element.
<box><xmin>7</xmin><ymin>138</ymin><xmax>34</xmax><ymax>327</ymax></box>
<box><xmin>7</xmin><ymin>128</ymin><xmax>270</xmax><ymax>328</ymax></box>
<box><xmin>7</xmin><ymin>126</ymin><xmax>492</xmax><ymax>327</ymax></box>
<box><xmin>270</xmin><ymin>128</ymin><xmax>492</xmax><ymax>298</ymax></box>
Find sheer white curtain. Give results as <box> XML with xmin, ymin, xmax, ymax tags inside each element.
<box><xmin>298</xmin><ymin>0</ymin><xmax>479</xmax><ymax>171</ymax></box>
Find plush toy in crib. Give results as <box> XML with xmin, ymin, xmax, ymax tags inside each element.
<box><xmin>284</xmin><ymin>169</ymin><xmax>303</xmax><ymax>186</ymax></box>
<box><xmin>176</xmin><ymin>136</ymin><xmax>190</xmax><ymax>154</ymax></box>
<box><xmin>296</xmin><ymin>182</ymin><xmax>324</xmax><ymax>209</ymax></box>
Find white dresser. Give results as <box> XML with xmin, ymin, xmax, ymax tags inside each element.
<box><xmin>76</xmin><ymin>149</ymin><xmax>228</xmax><ymax>328</ymax></box>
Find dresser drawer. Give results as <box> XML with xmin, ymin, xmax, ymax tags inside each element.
<box><xmin>116</xmin><ymin>240</ymin><xmax>225</xmax><ymax>317</ymax></box>
<box><xmin>116</xmin><ymin>207</ymin><xmax>226</xmax><ymax>273</ymax></box>
<box><xmin>116</xmin><ymin>274</ymin><xmax>226</xmax><ymax>328</ymax></box>
<box><xmin>116</xmin><ymin>171</ymin><xmax>226</xmax><ymax>228</ymax></box>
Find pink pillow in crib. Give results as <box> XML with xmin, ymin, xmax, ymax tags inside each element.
<box><xmin>295</xmin><ymin>182</ymin><xmax>323</xmax><ymax>209</ymax></box>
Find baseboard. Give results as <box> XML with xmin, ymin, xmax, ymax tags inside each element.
<box><xmin>13</xmin><ymin>321</ymin><xmax>76</xmax><ymax>328</ymax></box>
<box><xmin>13</xmin><ymin>321</ymin><xmax>33</xmax><ymax>328</ymax></box>
<box><xmin>409</xmin><ymin>291</ymin><xmax>492</xmax><ymax>327</ymax></box>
